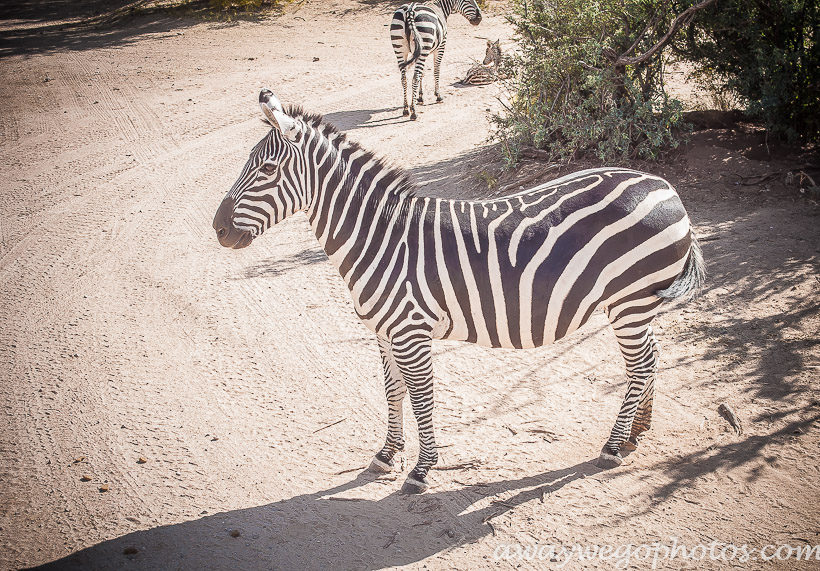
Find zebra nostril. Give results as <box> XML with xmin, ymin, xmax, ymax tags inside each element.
<box><xmin>217</xmin><ymin>227</ymin><xmax>227</xmax><ymax>238</ymax></box>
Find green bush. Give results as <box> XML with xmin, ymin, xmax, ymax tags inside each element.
<box><xmin>493</xmin><ymin>0</ymin><xmax>688</xmax><ymax>166</ymax></box>
<box><xmin>674</xmin><ymin>0</ymin><xmax>820</xmax><ymax>143</ymax></box>
<box><xmin>208</xmin><ymin>0</ymin><xmax>270</xmax><ymax>11</ymax></box>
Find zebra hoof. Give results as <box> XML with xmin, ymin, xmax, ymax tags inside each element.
<box><xmin>400</xmin><ymin>475</ymin><xmax>429</xmax><ymax>494</ymax></box>
<box><xmin>368</xmin><ymin>455</ymin><xmax>394</xmax><ymax>473</ymax></box>
<box><xmin>621</xmin><ymin>437</ymin><xmax>639</xmax><ymax>452</ymax></box>
<box><xmin>596</xmin><ymin>448</ymin><xmax>623</xmax><ymax>469</ymax></box>
<box><xmin>436</xmin><ymin>96</ymin><xmax>443</xmax><ymax>103</ymax></box>
<box><xmin>410</xmin><ymin>113</ymin><xmax>417</xmax><ymax>121</ymax></box>
<box><xmin>402</xmin><ymin>108</ymin><xmax>409</xmax><ymax>116</ymax></box>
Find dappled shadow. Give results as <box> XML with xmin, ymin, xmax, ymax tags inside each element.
<box><xmin>241</xmin><ymin>245</ymin><xmax>328</xmax><ymax>279</ymax></box>
<box><xmin>0</xmin><ymin>0</ymin><xmax>272</xmax><ymax>57</ymax></box>
<box><xmin>27</xmin><ymin>460</ymin><xmax>601</xmax><ymax>570</ymax></box>
<box><xmin>408</xmin><ymin>146</ymin><xmax>497</xmax><ymax>198</ymax></box>
<box><xmin>610</xmin><ymin>405</ymin><xmax>820</xmax><ymax>521</ymax></box>
<box><xmin>323</xmin><ymin>107</ymin><xmax>407</xmax><ymax>130</ymax></box>
<box><xmin>1</xmin><ymin>12</ymin><xmax>199</xmax><ymax>57</ymax></box>
<box><xmin>1</xmin><ymin>0</ymin><xmax>134</xmax><ymax>24</ymax></box>
<box><xmin>670</xmin><ymin>205</ymin><xmax>820</xmax><ymax>404</ymax></box>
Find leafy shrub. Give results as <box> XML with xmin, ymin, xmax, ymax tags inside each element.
<box><xmin>208</xmin><ymin>0</ymin><xmax>275</xmax><ymax>12</ymax></box>
<box><xmin>673</xmin><ymin>0</ymin><xmax>820</xmax><ymax>143</ymax></box>
<box><xmin>493</xmin><ymin>0</ymin><xmax>689</xmax><ymax>166</ymax></box>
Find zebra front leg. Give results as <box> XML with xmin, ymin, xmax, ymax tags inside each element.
<box><xmin>370</xmin><ymin>337</ymin><xmax>407</xmax><ymax>473</ymax></box>
<box><xmin>391</xmin><ymin>332</ymin><xmax>437</xmax><ymax>493</ymax></box>
<box><xmin>598</xmin><ymin>324</ymin><xmax>660</xmax><ymax>468</ymax></box>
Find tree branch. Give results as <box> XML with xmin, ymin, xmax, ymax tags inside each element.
<box><xmin>609</xmin><ymin>0</ymin><xmax>719</xmax><ymax>67</ymax></box>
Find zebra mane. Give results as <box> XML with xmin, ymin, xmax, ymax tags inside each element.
<box><xmin>285</xmin><ymin>104</ymin><xmax>417</xmax><ymax>202</ymax></box>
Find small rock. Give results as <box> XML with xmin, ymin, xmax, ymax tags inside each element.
<box><xmin>80</xmin><ymin>475</ymin><xmax>92</xmax><ymax>482</ymax></box>
<box><xmin>123</xmin><ymin>546</ymin><xmax>138</xmax><ymax>555</ymax></box>
<box><xmin>99</xmin><ymin>484</ymin><xmax>110</xmax><ymax>492</ymax></box>
<box><xmin>137</xmin><ymin>457</ymin><xmax>147</xmax><ymax>464</ymax></box>
<box><xmin>229</xmin><ymin>529</ymin><xmax>240</xmax><ymax>538</ymax></box>
<box><xmin>313</xmin><ymin>57</ymin><xmax>320</xmax><ymax>62</ymax></box>
<box><xmin>73</xmin><ymin>456</ymin><xmax>86</xmax><ymax>464</ymax></box>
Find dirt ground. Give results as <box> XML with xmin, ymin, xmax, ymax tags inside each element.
<box><xmin>1</xmin><ymin>1</ymin><xmax>819</xmax><ymax>570</ymax></box>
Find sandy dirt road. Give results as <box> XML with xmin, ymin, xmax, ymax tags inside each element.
<box><xmin>1</xmin><ymin>1</ymin><xmax>819</xmax><ymax>569</ymax></box>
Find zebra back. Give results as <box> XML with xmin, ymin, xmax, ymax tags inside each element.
<box><xmin>433</xmin><ymin>0</ymin><xmax>482</xmax><ymax>24</ymax></box>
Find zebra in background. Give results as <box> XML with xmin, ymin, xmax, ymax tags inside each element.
<box><xmin>460</xmin><ymin>39</ymin><xmax>504</xmax><ymax>85</ymax></box>
<box><xmin>391</xmin><ymin>0</ymin><xmax>482</xmax><ymax>119</ymax></box>
<box><xmin>213</xmin><ymin>90</ymin><xmax>706</xmax><ymax>493</ymax></box>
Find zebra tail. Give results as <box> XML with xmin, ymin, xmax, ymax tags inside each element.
<box><xmin>656</xmin><ymin>231</ymin><xmax>707</xmax><ymax>302</ymax></box>
<box><xmin>399</xmin><ymin>6</ymin><xmax>422</xmax><ymax>71</ymax></box>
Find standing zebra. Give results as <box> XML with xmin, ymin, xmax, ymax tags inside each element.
<box><xmin>390</xmin><ymin>0</ymin><xmax>482</xmax><ymax>119</ymax></box>
<box><xmin>213</xmin><ymin>90</ymin><xmax>706</xmax><ymax>493</ymax></box>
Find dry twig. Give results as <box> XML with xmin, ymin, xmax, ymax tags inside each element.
<box><xmin>718</xmin><ymin>403</ymin><xmax>743</xmax><ymax>435</ymax></box>
<box><xmin>313</xmin><ymin>418</ymin><xmax>346</xmax><ymax>434</ymax></box>
<box><xmin>501</xmin><ymin>163</ymin><xmax>560</xmax><ymax>193</ymax></box>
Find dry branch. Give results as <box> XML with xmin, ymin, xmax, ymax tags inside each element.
<box><xmin>382</xmin><ymin>531</ymin><xmax>399</xmax><ymax>549</ymax></box>
<box><xmin>607</xmin><ymin>0</ymin><xmax>719</xmax><ymax>67</ymax></box>
<box><xmin>718</xmin><ymin>403</ymin><xmax>743</xmax><ymax>435</ymax></box>
<box><xmin>501</xmin><ymin>163</ymin><xmax>560</xmax><ymax>193</ymax></box>
<box><xmin>313</xmin><ymin>418</ymin><xmax>346</xmax><ymax>433</ymax></box>
<box><xmin>520</xmin><ymin>147</ymin><xmax>553</xmax><ymax>160</ymax></box>
<box><xmin>435</xmin><ymin>460</ymin><xmax>483</xmax><ymax>471</ymax></box>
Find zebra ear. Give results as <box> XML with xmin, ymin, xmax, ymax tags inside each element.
<box><xmin>259</xmin><ymin>88</ymin><xmax>299</xmax><ymax>138</ymax></box>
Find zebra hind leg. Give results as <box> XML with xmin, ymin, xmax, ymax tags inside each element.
<box><xmin>622</xmin><ymin>343</ymin><xmax>657</xmax><ymax>451</ymax></box>
<box><xmin>410</xmin><ymin>68</ymin><xmax>422</xmax><ymax>120</ymax></box>
<box><xmin>433</xmin><ymin>44</ymin><xmax>444</xmax><ymax>102</ymax></box>
<box><xmin>370</xmin><ymin>337</ymin><xmax>407</xmax><ymax>472</ymax></box>
<box><xmin>401</xmin><ymin>68</ymin><xmax>409</xmax><ymax>117</ymax></box>
<box><xmin>389</xmin><ymin>332</ymin><xmax>438</xmax><ymax>493</ymax></box>
<box><xmin>598</xmin><ymin>319</ymin><xmax>661</xmax><ymax>469</ymax></box>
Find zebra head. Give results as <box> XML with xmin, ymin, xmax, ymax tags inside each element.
<box><xmin>437</xmin><ymin>0</ymin><xmax>481</xmax><ymax>26</ymax></box>
<box><xmin>483</xmin><ymin>39</ymin><xmax>500</xmax><ymax>65</ymax></box>
<box><xmin>213</xmin><ymin>89</ymin><xmax>306</xmax><ymax>249</ymax></box>
<box><xmin>456</xmin><ymin>0</ymin><xmax>482</xmax><ymax>25</ymax></box>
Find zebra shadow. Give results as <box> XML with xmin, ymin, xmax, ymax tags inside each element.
<box><xmin>26</xmin><ymin>461</ymin><xmax>600</xmax><ymax>570</ymax></box>
<box><xmin>323</xmin><ymin>107</ymin><xmax>408</xmax><ymax>131</ymax></box>
<box><xmin>241</xmin><ymin>246</ymin><xmax>329</xmax><ymax>279</ymax></box>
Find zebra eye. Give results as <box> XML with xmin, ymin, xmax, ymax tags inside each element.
<box><xmin>260</xmin><ymin>163</ymin><xmax>276</xmax><ymax>176</ymax></box>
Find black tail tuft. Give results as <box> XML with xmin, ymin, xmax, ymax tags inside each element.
<box><xmin>657</xmin><ymin>232</ymin><xmax>707</xmax><ymax>301</ymax></box>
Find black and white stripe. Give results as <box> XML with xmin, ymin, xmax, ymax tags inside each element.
<box><xmin>213</xmin><ymin>91</ymin><xmax>707</xmax><ymax>492</ymax></box>
<box><xmin>460</xmin><ymin>39</ymin><xmax>503</xmax><ymax>85</ymax></box>
<box><xmin>390</xmin><ymin>0</ymin><xmax>482</xmax><ymax>119</ymax></box>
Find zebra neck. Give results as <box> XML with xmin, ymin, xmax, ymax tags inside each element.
<box><xmin>430</xmin><ymin>0</ymin><xmax>453</xmax><ymax>18</ymax></box>
<box><xmin>305</xmin><ymin>139</ymin><xmax>415</xmax><ymax>268</ymax></box>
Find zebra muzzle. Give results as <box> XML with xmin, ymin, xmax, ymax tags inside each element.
<box><xmin>213</xmin><ymin>196</ymin><xmax>253</xmax><ymax>249</ymax></box>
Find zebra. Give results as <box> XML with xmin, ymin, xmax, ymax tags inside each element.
<box><xmin>460</xmin><ymin>39</ymin><xmax>504</xmax><ymax>85</ymax></box>
<box><xmin>390</xmin><ymin>0</ymin><xmax>482</xmax><ymax>120</ymax></box>
<box><xmin>213</xmin><ymin>90</ymin><xmax>706</xmax><ymax>494</ymax></box>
